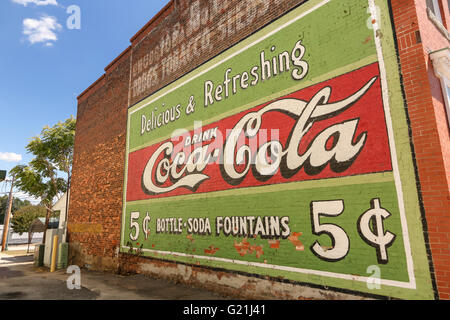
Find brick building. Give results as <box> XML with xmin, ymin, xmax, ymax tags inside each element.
<box><xmin>68</xmin><ymin>0</ymin><xmax>450</xmax><ymax>300</ymax></box>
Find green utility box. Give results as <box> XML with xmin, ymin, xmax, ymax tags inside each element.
<box><xmin>34</xmin><ymin>244</ymin><xmax>45</xmax><ymax>267</ymax></box>
<box><xmin>57</xmin><ymin>242</ymin><xmax>68</xmax><ymax>269</ymax></box>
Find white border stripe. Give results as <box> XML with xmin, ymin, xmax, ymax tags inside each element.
<box><xmin>0</xmin><ymin>261</ymin><xmax>33</xmax><ymax>267</ymax></box>
<box><xmin>122</xmin><ymin>245</ymin><xmax>413</xmax><ymax>289</ymax></box>
<box><xmin>368</xmin><ymin>0</ymin><xmax>415</xmax><ymax>289</ymax></box>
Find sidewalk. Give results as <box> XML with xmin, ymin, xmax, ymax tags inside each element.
<box><xmin>0</xmin><ymin>248</ymin><xmax>234</xmax><ymax>300</ymax></box>
<box><xmin>1</xmin><ymin>243</ymin><xmax>37</xmax><ymax>254</ymax></box>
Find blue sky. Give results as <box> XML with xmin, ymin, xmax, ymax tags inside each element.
<box><xmin>0</xmin><ymin>0</ymin><xmax>168</xmax><ymax>201</ymax></box>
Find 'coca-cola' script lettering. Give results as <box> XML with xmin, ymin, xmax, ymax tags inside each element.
<box><xmin>141</xmin><ymin>76</ymin><xmax>378</xmax><ymax>196</ymax></box>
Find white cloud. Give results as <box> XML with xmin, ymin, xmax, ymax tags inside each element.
<box><xmin>0</xmin><ymin>152</ymin><xmax>22</xmax><ymax>163</ymax></box>
<box><xmin>22</xmin><ymin>15</ymin><xmax>62</xmax><ymax>46</ymax></box>
<box><xmin>12</xmin><ymin>0</ymin><xmax>58</xmax><ymax>6</ymax></box>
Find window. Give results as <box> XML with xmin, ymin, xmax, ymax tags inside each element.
<box><xmin>427</xmin><ymin>0</ymin><xmax>444</xmax><ymax>25</ymax></box>
<box><xmin>442</xmin><ymin>78</ymin><xmax>450</xmax><ymax>128</ymax></box>
<box><xmin>426</xmin><ymin>0</ymin><xmax>450</xmax><ymax>39</ymax></box>
<box><xmin>430</xmin><ymin>49</ymin><xmax>450</xmax><ymax>129</ymax></box>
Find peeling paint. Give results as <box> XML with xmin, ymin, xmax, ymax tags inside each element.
<box><xmin>287</xmin><ymin>232</ymin><xmax>305</xmax><ymax>251</ymax></box>
<box><xmin>204</xmin><ymin>245</ymin><xmax>219</xmax><ymax>255</ymax></box>
<box><xmin>234</xmin><ymin>239</ymin><xmax>264</xmax><ymax>258</ymax></box>
<box><xmin>268</xmin><ymin>240</ymin><xmax>280</xmax><ymax>249</ymax></box>
<box><xmin>363</xmin><ymin>36</ymin><xmax>372</xmax><ymax>44</ymax></box>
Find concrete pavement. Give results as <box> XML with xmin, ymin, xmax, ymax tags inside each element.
<box><xmin>0</xmin><ymin>245</ymin><xmax>234</xmax><ymax>300</ymax></box>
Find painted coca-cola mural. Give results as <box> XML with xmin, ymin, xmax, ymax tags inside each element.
<box><xmin>121</xmin><ymin>0</ymin><xmax>434</xmax><ymax>299</ymax></box>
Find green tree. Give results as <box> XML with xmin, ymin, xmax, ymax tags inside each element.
<box><xmin>10</xmin><ymin>116</ymin><xmax>76</xmax><ymax>243</ymax></box>
<box><xmin>0</xmin><ymin>195</ymin><xmax>31</xmax><ymax>225</ymax></box>
<box><xmin>11</xmin><ymin>205</ymin><xmax>46</xmax><ymax>235</ymax></box>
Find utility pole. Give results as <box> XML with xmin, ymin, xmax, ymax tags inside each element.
<box><xmin>62</xmin><ymin>172</ymin><xmax>70</xmax><ymax>243</ymax></box>
<box><xmin>1</xmin><ymin>177</ymin><xmax>14</xmax><ymax>252</ymax></box>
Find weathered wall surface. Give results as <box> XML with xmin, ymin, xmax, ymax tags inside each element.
<box><xmin>130</xmin><ymin>0</ymin><xmax>306</xmax><ymax>105</ymax></box>
<box><xmin>68</xmin><ymin>49</ymin><xmax>131</xmax><ymax>272</ymax></box>
<box><xmin>68</xmin><ymin>0</ymin><xmax>447</xmax><ymax>300</ymax></box>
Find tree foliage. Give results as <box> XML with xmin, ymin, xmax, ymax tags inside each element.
<box><xmin>10</xmin><ymin>165</ymin><xmax>66</xmax><ymax>211</ymax></box>
<box><xmin>11</xmin><ymin>116</ymin><xmax>75</xmax><ymax>205</ymax></box>
<box><xmin>10</xmin><ymin>116</ymin><xmax>76</xmax><ymax>242</ymax></box>
<box><xmin>11</xmin><ymin>205</ymin><xmax>46</xmax><ymax>235</ymax></box>
<box><xmin>0</xmin><ymin>196</ymin><xmax>31</xmax><ymax>224</ymax></box>
<box><xmin>32</xmin><ymin>116</ymin><xmax>76</xmax><ymax>174</ymax></box>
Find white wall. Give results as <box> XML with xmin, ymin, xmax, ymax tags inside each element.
<box><xmin>0</xmin><ymin>225</ymin><xmax>43</xmax><ymax>245</ymax></box>
<box><xmin>53</xmin><ymin>191</ymin><xmax>69</xmax><ymax>230</ymax></box>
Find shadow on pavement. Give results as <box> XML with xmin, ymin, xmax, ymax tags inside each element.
<box><xmin>0</xmin><ymin>251</ymin><xmax>233</xmax><ymax>300</ymax></box>
<box><xmin>0</xmin><ymin>255</ymin><xmax>34</xmax><ymax>264</ymax></box>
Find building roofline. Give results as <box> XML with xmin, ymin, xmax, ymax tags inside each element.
<box><xmin>104</xmin><ymin>46</ymin><xmax>132</xmax><ymax>73</ymax></box>
<box><xmin>130</xmin><ymin>0</ymin><xmax>174</xmax><ymax>44</ymax></box>
<box><xmin>77</xmin><ymin>1</ymin><xmax>173</xmax><ymax>102</ymax></box>
<box><xmin>77</xmin><ymin>74</ymin><xmax>106</xmax><ymax>101</ymax></box>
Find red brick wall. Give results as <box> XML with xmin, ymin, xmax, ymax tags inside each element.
<box><xmin>68</xmin><ymin>48</ymin><xmax>131</xmax><ymax>271</ymax></box>
<box><xmin>390</xmin><ymin>0</ymin><xmax>450</xmax><ymax>300</ymax></box>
